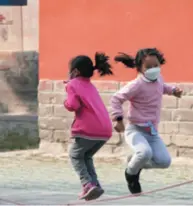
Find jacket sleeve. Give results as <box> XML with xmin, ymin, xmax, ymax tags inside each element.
<box><xmin>110</xmin><ymin>80</ymin><xmax>139</xmax><ymax>120</ymax></box>
<box><xmin>64</xmin><ymin>83</ymin><xmax>81</xmax><ymax>112</ymax></box>
<box><xmin>163</xmin><ymin>83</ymin><xmax>175</xmax><ymax>95</ymax></box>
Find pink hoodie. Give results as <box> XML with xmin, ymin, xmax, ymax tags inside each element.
<box><xmin>64</xmin><ymin>77</ymin><xmax>112</xmax><ymax>140</ymax></box>
<box><xmin>111</xmin><ymin>75</ymin><xmax>175</xmax><ymax>129</ymax></box>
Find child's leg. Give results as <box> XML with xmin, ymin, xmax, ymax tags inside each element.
<box><xmin>69</xmin><ymin>138</ymin><xmax>100</xmax><ymax>200</ymax></box>
<box><xmin>84</xmin><ymin>141</ymin><xmax>106</xmax><ymax>186</ymax></box>
<box><xmin>84</xmin><ymin>141</ymin><xmax>106</xmax><ymax>200</ymax></box>
<box><xmin>144</xmin><ymin>134</ymin><xmax>171</xmax><ymax>169</ymax></box>
<box><xmin>69</xmin><ymin>137</ymin><xmax>104</xmax><ymax>200</ymax></box>
<box><xmin>125</xmin><ymin>126</ymin><xmax>153</xmax><ymax>175</ymax></box>
<box><xmin>124</xmin><ymin>125</ymin><xmax>153</xmax><ymax>194</ymax></box>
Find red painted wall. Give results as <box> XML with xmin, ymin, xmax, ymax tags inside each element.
<box><xmin>40</xmin><ymin>0</ymin><xmax>193</xmax><ymax>82</ymax></box>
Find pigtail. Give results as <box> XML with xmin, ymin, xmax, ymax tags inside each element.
<box><xmin>94</xmin><ymin>52</ymin><xmax>113</xmax><ymax>76</ymax></box>
<box><xmin>114</xmin><ymin>52</ymin><xmax>136</xmax><ymax>68</ymax></box>
<box><xmin>152</xmin><ymin>48</ymin><xmax>166</xmax><ymax>65</ymax></box>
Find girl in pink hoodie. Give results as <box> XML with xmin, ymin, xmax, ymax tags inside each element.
<box><xmin>64</xmin><ymin>52</ymin><xmax>113</xmax><ymax>201</ymax></box>
<box><xmin>111</xmin><ymin>48</ymin><xmax>182</xmax><ymax>194</ymax></box>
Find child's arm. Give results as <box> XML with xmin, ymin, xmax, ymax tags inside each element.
<box><xmin>111</xmin><ymin>80</ymin><xmax>139</xmax><ymax>121</ymax></box>
<box><xmin>163</xmin><ymin>83</ymin><xmax>175</xmax><ymax>95</ymax></box>
<box><xmin>64</xmin><ymin>83</ymin><xmax>81</xmax><ymax>112</ymax></box>
<box><xmin>163</xmin><ymin>83</ymin><xmax>183</xmax><ymax>98</ymax></box>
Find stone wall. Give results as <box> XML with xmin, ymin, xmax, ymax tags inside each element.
<box><xmin>38</xmin><ymin>80</ymin><xmax>193</xmax><ymax>158</ymax></box>
<box><xmin>0</xmin><ymin>114</ymin><xmax>39</xmax><ymax>151</ymax></box>
<box><xmin>0</xmin><ymin>0</ymin><xmax>39</xmax><ymax>151</ymax></box>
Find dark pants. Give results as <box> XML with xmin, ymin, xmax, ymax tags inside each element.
<box><xmin>69</xmin><ymin>137</ymin><xmax>106</xmax><ymax>185</ymax></box>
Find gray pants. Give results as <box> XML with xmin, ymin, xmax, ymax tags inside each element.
<box><xmin>125</xmin><ymin>125</ymin><xmax>171</xmax><ymax>175</ymax></box>
<box><xmin>69</xmin><ymin>137</ymin><xmax>106</xmax><ymax>185</ymax></box>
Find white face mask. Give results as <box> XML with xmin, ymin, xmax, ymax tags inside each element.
<box><xmin>144</xmin><ymin>67</ymin><xmax>160</xmax><ymax>81</ymax></box>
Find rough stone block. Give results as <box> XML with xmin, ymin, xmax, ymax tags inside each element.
<box><xmin>39</xmin><ymin>140</ymin><xmax>68</xmax><ymax>154</ymax></box>
<box><xmin>177</xmin><ymin>83</ymin><xmax>193</xmax><ymax>96</ymax></box>
<box><xmin>158</xmin><ymin>122</ymin><xmax>165</xmax><ymax>133</ymax></box>
<box><xmin>38</xmin><ymin>92</ymin><xmax>54</xmax><ymax>104</ymax></box>
<box><xmin>120</xmin><ymin>82</ymin><xmax>128</xmax><ymax>88</ymax></box>
<box><xmin>172</xmin><ymin>110</ymin><xmax>193</xmax><ymax>121</ymax></box>
<box><xmin>107</xmin><ymin>132</ymin><xmax>122</xmax><ymax>145</ymax></box>
<box><xmin>100</xmin><ymin>93</ymin><xmax>112</xmax><ymax>106</ymax></box>
<box><xmin>38</xmin><ymin>80</ymin><xmax>53</xmax><ymax>91</ymax></box>
<box><xmin>52</xmin><ymin>93</ymin><xmax>66</xmax><ymax>104</ymax></box>
<box><xmin>161</xmin><ymin>122</ymin><xmax>179</xmax><ymax>134</ymax></box>
<box><xmin>160</xmin><ymin>109</ymin><xmax>172</xmax><ymax>121</ymax></box>
<box><xmin>179</xmin><ymin>122</ymin><xmax>193</xmax><ymax>135</ymax></box>
<box><xmin>172</xmin><ymin>135</ymin><xmax>193</xmax><ymax>147</ymax></box>
<box><xmin>92</xmin><ymin>81</ymin><xmax>119</xmax><ymax>92</ymax></box>
<box><xmin>160</xmin><ymin>134</ymin><xmax>172</xmax><ymax>146</ymax></box>
<box><xmin>53</xmin><ymin>130</ymin><xmax>70</xmax><ymax>142</ymax></box>
<box><xmin>178</xmin><ymin>96</ymin><xmax>193</xmax><ymax>109</ymax></box>
<box><xmin>178</xmin><ymin>147</ymin><xmax>193</xmax><ymax>158</ymax></box>
<box><xmin>167</xmin><ymin>145</ymin><xmax>179</xmax><ymax>157</ymax></box>
<box><xmin>54</xmin><ymin>105</ymin><xmax>74</xmax><ymax>118</ymax></box>
<box><xmin>162</xmin><ymin>96</ymin><xmax>177</xmax><ymax>109</ymax></box>
<box><xmin>39</xmin><ymin>129</ymin><xmax>53</xmax><ymax>141</ymax></box>
<box><xmin>39</xmin><ymin>117</ymin><xmax>70</xmax><ymax>130</ymax></box>
<box><xmin>38</xmin><ymin>104</ymin><xmax>53</xmax><ymax>117</ymax></box>
<box><xmin>54</xmin><ymin>80</ymin><xmax>65</xmax><ymax>92</ymax></box>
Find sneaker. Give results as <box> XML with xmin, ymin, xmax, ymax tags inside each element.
<box><xmin>85</xmin><ymin>183</ymin><xmax>104</xmax><ymax>201</ymax></box>
<box><xmin>79</xmin><ymin>183</ymin><xmax>101</xmax><ymax>201</ymax></box>
<box><xmin>125</xmin><ymin>169</ymin><xmax>142</xmax><ymax>194</ymax></box>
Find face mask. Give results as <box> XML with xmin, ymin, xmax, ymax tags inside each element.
<box><xmin>144</xmin><ymin>67</ymin><xmax>160</xmax><ymax>81</ymax></box>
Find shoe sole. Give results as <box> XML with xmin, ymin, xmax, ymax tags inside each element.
<box><xmin>86</xmin><ymin>188</ymin><xmax>104</xmax><ymax>201</ymax></box>
<box><xmin>79</xmin><ymin>186</ymin><xmax>99</xmax><ymax>200</ymax></box>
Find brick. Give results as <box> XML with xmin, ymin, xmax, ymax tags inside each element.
<box><xmin>158</xmin><ymin>122</ymin><xmax>165</xmax><ymax>133</ymax></box>
<box><xmin>38</xmin><ymin>104</ymin><xmax>53</xmax><ymax>117</ymax></box>
<box><xmin>53</xmin><ymin>130</ymin><xmax>70</xmax><ymax>142</ymax></box>
<box><xmin>120</xmin><ymin>82</ymin><xmax>128</xmax><ymax>88</ymax></box>
<box><xmin>54</xmin><ymin>80</ymin><xmax>65</xmax><ymax>92</ymax></box>
<box><xmin>178</xmin><ymin>96</ymin><xmax>193</xmax><ymax>109</ymax></box>
<box><xmin>100</xmin><ymin>93</ymin><xmax>112</xmax><ymax>105</ymax></box>
<box><xmin>159</xmin><ymin>134</ymin><xmax>171</xmax><ymax>146</ymax></box>
<box><xmin>172</xmin><ymin>135</ymin><xmax>193</xmax><ymax>147</ymax></box>
<box><xmin>178</xmin><ymin>148</ymin><xmax>193</xmax><ymax>158</ymax></box>
<box><xmin>162</xmin><ymin>122</ymin><xmax>179</xmax><ymax>134</ymax></box>
<box><xmin>172</xmin><ymin>110</ymin><xmax>193</xmax><ymax>121</ymax></box>
<box><xmin>179</xmin><ymin>122</ymin><xmax>193</xmax><ymax>135</ymax></box>
<box><xmin>162</xmin><ymin>96</ymin><xmax>177</xmax><ymax>109</ymax></box>
<box><xmin>92</xmin><ymin>81</ymin><xmax>119</xmax><ymax>92</ymax></box>
<box><xmin>39</xmin><ymin>117</ymin><xmax>71</xmax><ymax>130</ymax></box>
<box><xmin>107</xmin><ymin>132</ymin><xmax>121</xmax><ymax>145</ymax></box>
<box><xmin>38</xmin><ymin>92</ymin><xmax>54</xmax><ymax>104</ymax></box>
<box><xmin>54</xmin><ymin>105</ymin><xmax>74</xmax><ymax>117</ymax></box>
<box><xmin>39</xmin><ymin>140</ymin><xmax>67</xmax><ymax>154</ymax></box>
<box><xmin>167</xmin><ymin>145</ymin><xmax>179</xmax><ymax>157</ymax></box>
<box><xmin>177</xmin><ymin>83</ymin><xmax>193</xmax><ymax>96</ymax></box>
<box><xmin>38</xmin><ymin>80</ymin><xmax>53</xmax><ymax>91</ymax></box>
<box><xmin>39</xmin><ymin>129</ymin><xmax>53</xmax><ymax>141</ymax></box>
<box><xmin>160</xmin><ymin>109</ymin><xmax>172</xmax><ymax>121</ymax></box>
<box><xmin>52</xmin><ymin>93</ymin><xmax>66</xmax><ymax>104</ymax></box>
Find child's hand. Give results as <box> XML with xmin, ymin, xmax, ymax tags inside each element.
<box><xmin>173</xmin><ymin>87</ymin><xmax>183</xmax><ymax>98</ymax></box>
<box><xmin>114</xmin><ymin>121</ymin><xmax>125</xmax><ymax>133</ymax></box>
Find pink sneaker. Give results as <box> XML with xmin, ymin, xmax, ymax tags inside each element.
<box><xmin>79</xmin><ymin>183</ymin><xmax>100</xmax><ymax>200</ymax></box>
<box><xmin>85</xmin><ymin>186</ymin><xmax>104</xmax><ymax>201</ymax></box>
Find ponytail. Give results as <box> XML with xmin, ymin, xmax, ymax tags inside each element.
<box><xmin>114</xmin><ymin>52</ymin><xmax>136</xmax><ymax>68</ymax></box>
<box><xmin>94</xmin><ymin>52</ymin><xmax>113</xmax><ymax>76</ymax></box>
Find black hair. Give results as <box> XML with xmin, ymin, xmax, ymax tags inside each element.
<box><xmin>69</xmin><ymin>52</ymin><xmax>113</xmax><ymax>78</ymax></box>
<box><xmin>114</xmin><ymin>48</ymin><xmax>166</xmax><ymax>72</ymax></box>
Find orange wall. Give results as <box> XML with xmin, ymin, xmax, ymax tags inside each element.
<box><xmin>40</xmin><ymin>0</ymin><xmax>193</xmax><ymax>82</ymax></box>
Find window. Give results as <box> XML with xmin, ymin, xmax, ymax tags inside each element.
<box><xmin>0</xmin><ymin>0</ymin><xmax>27</xmax><ymax>6</ymax></box>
